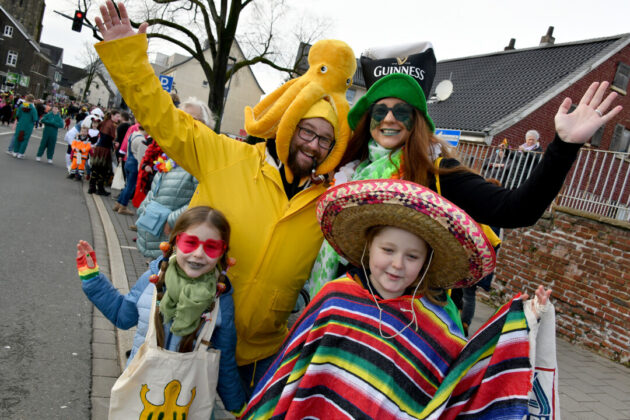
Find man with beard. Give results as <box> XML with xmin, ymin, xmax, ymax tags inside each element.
<box><xmin>94</xmin><ymin>1</ymin><xmax>356</xmax><ymax>396</ymax></box>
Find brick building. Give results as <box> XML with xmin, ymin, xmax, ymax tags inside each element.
<box><xmin>427</xmin><ymin>29</ymin><xmax>630</xmax><ymax>152</ymax></box>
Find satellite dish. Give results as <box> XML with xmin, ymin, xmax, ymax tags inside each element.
<box><xmin>435</xmin><ymin>80</ymin><xmax>453</xmax><ymax>101</ymax></box>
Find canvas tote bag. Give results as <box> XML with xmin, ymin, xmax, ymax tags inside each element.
<box><xmin>109</xmin><ymin>291</ymin><xmax>221</xmax><ymax>419</ymax></box>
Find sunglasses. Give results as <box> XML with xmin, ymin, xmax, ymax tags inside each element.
<box><xmin>371</xmin><ymin>103</ymin><xmax>414</xmax><ymax>123</ymax></box>
<box><xmin>176</xmin><ymin>233</ymin><xmax>226</xmax><ymax>258</ymax></box>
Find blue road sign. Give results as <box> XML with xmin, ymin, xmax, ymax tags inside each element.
<box><xmin>159</xmin><ymin>75</ymin><xmax>174</xmax><ymax>92</ymax></box>
<box><xmin>435</xmin><ymin>129</ymin><xmax>461</xmax><ymax>147</ymax></box>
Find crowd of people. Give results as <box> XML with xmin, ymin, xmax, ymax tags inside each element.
<box><xmin>67</xmin><ymin>2</ymin><xmax>624</xmax><ymax>419</ymax></box>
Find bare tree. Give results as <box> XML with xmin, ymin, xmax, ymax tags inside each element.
<box><xmin>79</xmin><ymin>41</ymin><xmax>101</xmax><ymax>103</ymax></box>
<box><xmin>77</xmin><ymin>0</ymin><xmax>330</xmax><ymax>132</ymax></box>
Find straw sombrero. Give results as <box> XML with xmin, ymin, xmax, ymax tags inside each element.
<box><xmin>317</xmin><ymin>179</ymin><xmax>496</xmax><ymax>289</ymax></box>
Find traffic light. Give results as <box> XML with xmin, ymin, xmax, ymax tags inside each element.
<box><xmin>72</xmin><ymin>10</ymin><xmax>84</xmax><ymax>32</ymax></box>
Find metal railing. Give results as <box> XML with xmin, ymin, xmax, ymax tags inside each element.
<box><xmin>453</xmin><ymin>142</ymin><xmax>630</xmax><ymax>223</ymax></box>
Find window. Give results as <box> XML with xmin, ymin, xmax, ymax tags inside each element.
<box><xmin>590</xmin><ymin>125</ymin><xmax>604</xmax><ymax>147</ymax></box>
<box><xmin>6</xmin><ymin>50</ymin><xmax>17</xmax><ymax>67</ymax></box>
<box><xmin>610</xmin><ymin>124</ymin><xmax>630</xmax><ymax>153</ymax></box>
<box><xmin>611</xmin><ymin>62</ymin><xmax>630</xmax><ymax>95</ymax></box>
<box><xmin>3</xmin><ymin>25</ymin><xmax>13</xmax><ymax>37</ymax></box>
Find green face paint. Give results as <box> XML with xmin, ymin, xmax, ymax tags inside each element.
<box><xmin>370</xmin><ymin>103</ymin><xmax>414</xmax><ymax>131</ymax></box>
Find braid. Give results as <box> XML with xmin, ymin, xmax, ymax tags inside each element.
<box><xmin>154</xmin><ymin>244</ymin><xmax>175</xmax><ymax>349</ymax></box>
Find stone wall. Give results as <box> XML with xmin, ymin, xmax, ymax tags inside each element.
<box><xmin>480</xmin><ymin>209</ymin><xmax>630</xmax><ymax>365</ymax></box>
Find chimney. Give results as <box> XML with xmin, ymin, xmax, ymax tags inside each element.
<box><xmin>540</xmin><ymin>26</ymin><xmax>555</xmax><ymax>46</ymax></box>
<box><xmin>504</xmin><ymin>38</ymin><xmax>516</xmax><ymax>51</ymax></box>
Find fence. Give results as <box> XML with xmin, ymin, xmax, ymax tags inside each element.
<box><xmin>454</xmin><ymin>142</ymin><xmax>630</xmax><ymax>223</ymax></box>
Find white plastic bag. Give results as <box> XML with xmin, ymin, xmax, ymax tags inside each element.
<box><xmin>111</xmin><ymin>164</ymin><xmax>125</xmax><ymax>190</ymax></box>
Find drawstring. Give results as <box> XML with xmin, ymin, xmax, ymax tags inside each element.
<box><xmin>360</xmin><ymin>243</ymin><xmax>433</xmax><ymax>340</ymax></box>
<box><xmin>250</xmin><ymin>360</ymin><xmax>257</xmax><ymax>388</ymax></box>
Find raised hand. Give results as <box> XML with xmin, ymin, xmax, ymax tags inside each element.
<box><xmin>523</xmin><ymin>285</ymin><xmax>552</xmax><ymax>320</ymax></box>
<box><xmin>94</xmin><ymin>1</ymin><xmax>148</xmax><ymax>42</ymax></box>
<box><xmin>555</xmin><ymin>81</ymin><xmax>623</xmax><ymax>144</ymax></box>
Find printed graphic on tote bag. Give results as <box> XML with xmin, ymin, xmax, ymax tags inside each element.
<box><xmin>140</xmin><ymin>380</ymin><xmax>195</xmax><ymax>419</ymax></box>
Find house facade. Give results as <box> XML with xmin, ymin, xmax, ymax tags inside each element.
<box><xmin>426</xmin><ymin>31</ymin><xmax>630</xmax><ymax>152</ymax></box>
<box><xmin>161</xmin><ymin>42</ymin><xmax>265</xmax><ymax>137</ymax></box>
<box><xmin>71</xmin><ymin>72</ymin><xmax>114</xmax><ymax>108</ymax></box>
<box><xmin>0</xmin><ymin>5</ymin><xmax>50</xmax><ymax>97</ymax></box>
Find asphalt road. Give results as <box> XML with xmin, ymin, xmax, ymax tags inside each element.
<box><xmin>0</xmin><ymin>127</ymin><xmax>92</xmax><ymax>419</ymax></box>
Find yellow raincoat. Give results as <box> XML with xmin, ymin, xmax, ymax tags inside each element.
<box><xmin>96</xmin><ymin>35</ymin><xmax>331</xmax><ymax>365</ymax></box>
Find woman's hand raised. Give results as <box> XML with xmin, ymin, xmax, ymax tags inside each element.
<box><xmin>95</xmin><ymin>1</ymin><xmax>148</xmax><ymax>42</ymax></box>
<box><xmin>555</xmin><ymin>81</ymin><xmax>622</xmax><ymax>144</ymax></box>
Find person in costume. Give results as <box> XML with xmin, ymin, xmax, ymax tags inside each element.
<box><xmin>77</xmin><ymin>206</ymin><xmax>247</xmax><ymax>416</ymax></box>
<box><xmin>68</xmin><ymin>123</ymin><xmax>92</xmax><ymax>180</ymax></box>
<box><xmin>94</xmin><ymin>1</ymin><xmax>356</xmax><ymax>394</ymax></box>
<box><xmin>35</xmin><ymin>105</ymin><xmax>64</xmax><ymax>163</ymax></box>
<box><xmin>243</xmin><ymin>179</ymin><xmax>553</xmax><ymax>419</ymax></box>
<box><xmin>9</xmin><ymin>94</ymin><xmax>39</xmax><ymax>158</ymax></box>
<box><xmin>307</xmin><ymin>42</ymin><xmax>622</xmax><ymax>298</ymax></box>
<box><xmin>89</xmin><ymin>110</ymin><xmax>121</xmax><ymax>195</ymax></box>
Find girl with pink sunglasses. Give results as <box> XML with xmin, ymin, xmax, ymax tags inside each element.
<box><xmin>76</xmin><ymin>206</ymin><xmax>247</xmax><ymax>416</ymax></box>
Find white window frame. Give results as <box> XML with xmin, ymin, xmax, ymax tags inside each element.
<box><xmin>3</xmin><ymin>25</ymin><xmax>13</xmax><ymax>37</ymax></box>
<box><xmin>6</xmin><ymin>50</ymin><xmax>18</xmax><ymax>67</ymax></box>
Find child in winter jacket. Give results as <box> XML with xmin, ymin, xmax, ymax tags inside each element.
<box><xmin>77</xmin><ymin>206</ymin><xmax>247</xmax><ymax>417</ymax></box>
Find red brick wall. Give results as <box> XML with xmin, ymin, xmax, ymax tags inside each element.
<box><xmin>480</xmin><ymin>210</ymin><xmax>630</xmax><ymax>364</ymax></box>
<box><xmin>492</xmin><ymin>43</ymin><xmax>630</xmax><ymax>150</ymax></box>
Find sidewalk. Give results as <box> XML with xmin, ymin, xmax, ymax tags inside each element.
<box><xmin>86</xmin><ymin>186</ymin><xmax>630</xmax><ymax>419</ymax></box>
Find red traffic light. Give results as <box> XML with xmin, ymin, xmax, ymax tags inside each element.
<box><xmin>72</xmin><ymin>9</ymin><xmax>84</xmax><ymax>32</ymax></box>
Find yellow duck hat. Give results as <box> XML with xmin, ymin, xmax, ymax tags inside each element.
<box><xmin>244</xmin><ymin>39</ymin><xmax>357</xmax><ymax>182</ymax></box>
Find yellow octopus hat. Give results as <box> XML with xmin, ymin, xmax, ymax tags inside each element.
<box><xmin>244</xmin><ymin>39</ymin><xmax>357</xmax><ymax>182</ymax></box>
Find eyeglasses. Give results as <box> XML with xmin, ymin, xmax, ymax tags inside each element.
<box><xmin>176</xmin><ymin>233</ymin><xmax>226</xmax><ymax>258</ymax></box>
<box><xmin>371</xmin><ymin>103</ymin><xmax>414</xmax><ymax>123</ymax></box>
<box><xmin>296</xmin><ymin>126</ymin><xmax>335</xmax><ymax>151</ymax></box>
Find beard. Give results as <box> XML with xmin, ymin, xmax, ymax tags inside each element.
<box><xmin>286</xmin><ymin>143</ymin><xmax>316</xmax><ymax>180</ymax></box>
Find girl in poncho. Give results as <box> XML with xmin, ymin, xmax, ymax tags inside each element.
<box><xmin>243</xmin><ymin>179</ymin><xmax>553</xmax><ymax>420</ymax></box>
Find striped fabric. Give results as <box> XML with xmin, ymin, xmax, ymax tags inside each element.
<box><xmin>77</xmin><ymin>261</ymin><xmax>99</xmax><ymax>282</ymax></box>
<box><xmin>243</xmin><ymin>276</ymin><xmax>532</xmax><ymax>419</ymax></box>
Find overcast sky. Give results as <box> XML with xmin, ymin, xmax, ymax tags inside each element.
<box><xmin>40</xmin><ymin>0</ymin><xmax>629</xmax><ymax>92</ymax></box>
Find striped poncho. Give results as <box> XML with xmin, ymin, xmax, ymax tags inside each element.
<box><xmin>243</xmin><ymin>276</ymin><xmax>533</xmax><ymax>419</ymax></box>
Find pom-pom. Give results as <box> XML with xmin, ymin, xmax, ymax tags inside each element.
<box><xmin>227</xmin><ymin>257</ymin><xmax>236</xmax><ymax>267</ymax></box>
<box><xmin>149</xmin><ymin>274</ymin><xmax>159</xmax><ymax>284</ymax></box>
<box><xmin>216</xmin><ymin>282</ymin><xmax>227</xmax><ymax>296</ymax></box>
<box><xmin>159</xmin><ymin>242</ymin><xmax>170</xmax><ymax>256</ymax></box>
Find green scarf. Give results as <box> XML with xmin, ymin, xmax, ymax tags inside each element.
<box><xmin>307</xmin><ymin>139</ymin><xmax>402</xmax><ymax>298</ymax></box>
<box><xmin>159</xmin><ymin>255</ymin><xmax>218</xmax><ymax>336</ymax></box>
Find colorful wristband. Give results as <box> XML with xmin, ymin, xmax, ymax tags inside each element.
<box><xmin>77</xmin><ymin>253</ymin><xmax>99</xmax><ymax>281</ymax></box>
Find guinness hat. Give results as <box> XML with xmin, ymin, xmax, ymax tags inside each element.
<box><xmin>348</xmin><ymin>42</ymin><xmax>437</xmax><ymax>131</ymax></box>
<box><xmin>360</xmin><ymin>41</ymin><xmax>436</xmax><ymax>96</ymax></box>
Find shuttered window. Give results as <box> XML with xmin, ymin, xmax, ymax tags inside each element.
<box><xmin>612</xmin><ymin>62</ymin><xmax>630</xmax><ymax>95</ymax></box>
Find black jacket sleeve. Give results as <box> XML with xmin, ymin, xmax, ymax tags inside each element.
<box><xmin>435</xmin><ymin>134</ymin><xmax>581</xmax><ymax>228</ymax></box>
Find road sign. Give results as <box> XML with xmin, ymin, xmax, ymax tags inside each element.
<box><xmin>18</xmin><ymin>75</ymin><xmax>30</xmax><ymax>88</ymax></box>
<box><xmin>6</xmin><ymin>72</ymin><xmax>18</xmax><ymax>85</ymax></box>
<box><xmin>159</xmin><ymin>75</ymin><xmax>174</xmax><ymax>92</ymax></box>
<box><xmin>435</xmin><ymin>129</ymin><xmax>461</xmax><ymax>147</ymax></box>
